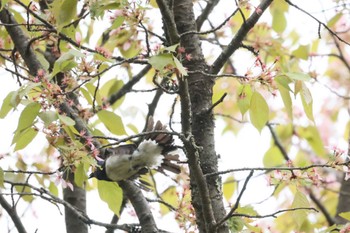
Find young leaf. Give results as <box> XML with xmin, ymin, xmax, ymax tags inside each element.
<box><xmin>249</xmin><ymin>91</ymin><xmax>269</xmax><ymax>132</ymax></box>
<box><xmin>291</xmin><ymin>190</ymin><xmax>309</xmax><ymax>229</ymax></box>
<box><xmin>97</xmin><ymin>180</ymin><xmax>123</xmax><ymax>216</ymax></box>
<box><xmin>339</xmin><ymin>212</ymin><xmax>350</xmax><ymax>221</ymax></box>
<box><xmin>284</xmin><ymin>72</ymin><xmax>311</xmax><ymax>82</ymax></box>
<box><xmin>97</xmin><ymin>110</ymin><xmax>127</xmax><ymax>135</ymax></box>
<box><xmin>291</xmin><ymin>45</ymin><xmax>310</xmax><ymax>60</ymax></box>
<box><xmin>148</xmin><ymin>53</ymin><xmax>174</xmax><ymax>71</ymax></box>
<box><xmin>272</xmin><ymin>10</ymin><xmax>287</xmax><ymax>33</ymax></box>
<box><xmin>160</xmin><ymin>186</ymin><xmax>178</xmax><ymax>215</ymax></box>
<box><xmin>237</xmin><ymin>84</ymin><xmax>252</xmax><ymax>116</ymax></box>
<box><xmin>223</xmin><ymin>176</ymin><xmax>236</xmax><ymax>202</ymax></box>
<box><xmin>13</xmin><ymin>127</ymin><xmax>38</xmax><ymax>151</ymax></box>
<box><xmin>296</xmin><ymin>126</ymin><xmax>326</xmax><ymax>157</ymax></box>
<box><xmin>173</xmin><ymin>56</ymin><xmax>188</xmax><ymax>76</ymax></box>
<box><xmin>49</xmin><ymin>181</ymin><xmax>59</xmax><ymax>197</ymax></box>
<box><xmin>275</xmin><ymin>77</ymin><xmax>293</xmax><ymax>119</ymax></box>
<box><xmin>56</xmin><ymin>0</ymin><xmax>78</xmax><ymax>31</ymax></box>
<box><xmin>15</xmin><ymin>102</ymin><xmax>41</xmax><ymax>133</ymax></box>
<box><xmin>74</xmin><ymin>163</ymin><xmax>88</xmax><ymax>188</ymax></box>
<box><xmin>0</xmin><ymin>91</ymin><xmax>15</xmax><ymax>118</ymax></box>
<box><xmin>300</xmin><ymin>82</ymin><xmax>314</xmax><ymax>122</ymax></box>
<box><xmin>39</xmin><ymin>111</ymin><xmax>58</xmax><ymax>126</ymax></box>
<box><xmin>227</xmin><ymin>217</ymin><xmax>244</xmax><ymax>232</ymax></box>
<box><xmin>263</xmin><ymin>146</ymin><xmax>284</xmax><ymax>167</ymax></box>
<box><xmin>59</xmin><ymin>115</ymin><xmax>75</xmax><ymax>126</ymax></box>
<box><xmin>0</xmin><ymin>167</ymin><xmax>4</xmax><ymax>188</ymax></box>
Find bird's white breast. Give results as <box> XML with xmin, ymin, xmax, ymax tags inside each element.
<box><xmin>105</xmin><ymin>140</ymin><xmax>164</xmax><ymax>181</ymax></box>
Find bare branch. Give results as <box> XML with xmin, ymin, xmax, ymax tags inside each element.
<box><xmin>285</xmin><ymin>0</ymin><xmax>350</xmax><ymax>47</ymax></box>
<box><xmin>231</xmin><ymin>207</ymin><xmax>318</xmax><ymax>219</ymax></box>
<box><xmin>205</xmin><ymin>161</ymin><xmax>350</xmax><ymax>178</ymax></box>
<box><xmin>216</xmin><ymin>170</ymin><xmax>254</xmax><ymax>228</ymax></box>
<box><xmin>0</xmin><ymin>192</ymin><xmax>27</xmax><ymax>233</ymax></box>
<box><xmin>210</xmin><ymin>0</ymin><xmax>273</xmax><ymax>74</ymax></box>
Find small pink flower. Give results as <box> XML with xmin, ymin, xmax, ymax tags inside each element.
<box><xmin>33</xmin><ymin>77</ymin><xmax>40</xmax><ymax>83</ymax></box>
<box><xmin>185</xmin><ymin>53</ymin><xmax>192</xmax><ymax>61</ymax></box>
<box><xmin>54</xmin><ymin>172</ymin><xmax>74</xmax><ymax>191</ymax></box>
<box><xmin>177</xmin><ymin>46</ymin><xmax>186</xmax><ymax>54</ymax></box>
<box><xmin>255</xmin><ymin>7</ymin><xmax>263</xmax><ymax>15</ymax></box>
<box><xmin>75</xmin><ymin>32</ymin><xmax>82</xmax><ymax>46</ymax></box>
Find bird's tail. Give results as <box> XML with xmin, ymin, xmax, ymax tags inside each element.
<box><xmin>144</xmin><ymin>116</ymin><xmax>181</xmax><ymax>174</ymax></box>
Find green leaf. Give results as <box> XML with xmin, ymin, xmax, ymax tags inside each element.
<box><xmin>300</xmin><ymin>83</ymin><xmax>314</xmax><ymax>122</ymax></box>
<box><xmin>50</xmin><ymin>49</ymin><xmax>84</xmax><ymax>77</ymax></box>
<box><xmin>249</xmin><ymin>91</ymin><xmax>269</xmax><ymax>132</ymax></box>
<box><xmin>160</xmin><ymin>186</ymin><xmax>178</xmax><ymax>215</ymax></box>
<box><xmin>110</xmin><ymin>16</ymin><xmax>125</xmax><ymax>30</ymax></box>
<box><xmin>296</xmin><ymin>126</ymin><xmax>327</xmax><ymax>157</ymax></box>
<box><xmin>85</xmin><ymin>82</ymin><xmax>102</xmax><ymax>106</ymax></box>
<box><xmin>59</xmin><ymin>115</ymin><xmax>75</xmax><ymax>126</ymax></box>
<box><xmin>97</xmin><ymin>110</ymin><xmax>126</xmax><ymax>135</ymax></box>
<box><xmin>227</xmin><ymin>217</ymin><xmax>244</xmax><ymax>232</ymax></box>
<box><xmin>284</xmin><ymin>72</ymin><xmax>311</xmax><ymax>82</ymax></box>
<box><xmin>13</xmin><ymin>127</ymin><xmax>38</xmax><ymax>151</ymax></box>
<box><xmin>292</xmin><ymin>45</ymin><xmax>310</xmax><ymax>60</ymax></box>
<box><xmin>237</xmin><ymin>84</ymin><xmax>252</xmax><ymax>116</ymax></box>
<box><xmin>55</xmin><ymin>0</ymin><xmax>78</xmax><ymax>31</ymax></box>
<box><xmin>275</xmin><ymin>75</ymin><xmax>292</xmax><ymax>91</ymax></box>
<box><xmin>119</xmin><ymin>40</ymin><xmax>141</xmax><ymax>59</ymax></box>
<box><xmin>173</xmin><ymin>56</ymin><xmax>188</xmax><ymax>76</ymax></box>
<box><xmin>74</xmin><ymin>163</ymin><xmax>88</xmax><ymax>188</ymax></box>
<box><xmin>263</xmin><ymin>146</ymin><xmax>284</xmax><ymax>167</ymax></box>
<box><xmin>148</xmin><ymin>53</ymin><xmax>174</xmax><ymax>70</ymax></box>
<box><xmin>164</xmin><ymin>43</ymin><xmax>179</xmax><ymax>52</ymax></box>
<box><xmin>49</xmin><ymin>181</ymin><xmax>59</xmax><ymax>197</ymax></box>
<box><xmin>275</xmin><ymin>76</ymin><xmax>293</xmax><ymax>119</ymax></box>
<box><xmin>15</xmin><ymin>185</ymin><xmax>34</xmax><ymax>202</ymax></box>
<box><xmin>15</xmin><ymin>102</ymin><xmax>41</xmax><ymax>133</ymax></box>
<box><xmin>100</xmin><ymin>79</ymin><xmax>124</xmax><ymax>99</ymax></box>
<box><xmin>97</xmin><ymin>180</ymin><xmax>123</xmax><ymax>216</ymax></box>
<box><xmin>0</xmin><ymin>91</ymin><xmax>16</xmax><ymax>118</ymax></box>
<box><xmin>80</xmin><ymin>88</ymin><xmax>93</xmax><ymax>105</ymax></box>
<box><xmin>223</xmin><ymin>176</ymin><xmax>236</xmax><ymax>202</ymax></box>
<box><xmin>339</xmin><ymin>212</ymin><xmax>350</xmax><ymax>221</ymax></box>
<box><xmin>327</xmin><ymin>13</ymin><xmax>342</xmax><ymax>28</ymax></box>
<box><xmin>291</xmin><ymin>190</ymin><xmax>309</xmax><ymax>229</ymax></box>
<box><xmin>0</xmin><ymin>0</ymin><xmax>9</xmax><ymax>10</ymax></box>
<box><xmin>272</xmin><ymin>10</ymin><xmax>287</xmax><ymax>33</ymax></box>
<box><xmin>39</xmin><ymin>111</ymin><xmax>58</xmax><ymax>126</ymax></box>
<box><xmin>0</xmin><ymin>167</ymin><xmax>4</xmax><ymax>188</ymax></box>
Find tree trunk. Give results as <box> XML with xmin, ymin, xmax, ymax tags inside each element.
<box><xmin>173</xmin><ymin>1</ymin><xmax>228</xmax><ymax>232</ymax></box>
<box><xmin>63</xmin><ymin>171</ymin><xmax>88</xmax><ymax>233</ymax></box>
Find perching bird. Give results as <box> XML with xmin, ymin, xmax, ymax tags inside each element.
<box><xmin>90</xmin><ymin>117</ymin><xmax>180</xmax><ymax>182</ymax></box>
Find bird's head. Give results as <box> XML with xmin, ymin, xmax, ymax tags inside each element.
<box><xmin>89</xmin><ymin>160</ymin><xmax>111</xmax><ymax>181</ymax></box>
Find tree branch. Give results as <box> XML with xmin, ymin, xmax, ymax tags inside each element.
<box><xmin>216</xmin><ymin>170</ymin><xmax>254</xmax><ymax>228</ymax></box>
<box><xmin>118</xmin><ymin>180</ymin><xmax>159</xmax><ymax>232</ymax></box>
<box><xmin>155</xmin><ymin>0</ymin><xmax>179</xmax><ymax>44</ymax></box>
<box><xmin>0</xmin><ymin>192</ymin><xmax>27</xmax><ymax>233</ymax></box>
<box><xmin>196</xmin><ymin>0</ymin><xmax>220</xmax><ymax>31</ymax></box>
<box><xmin>210</xmin><ymin>0</ymin><xmax>273</xmax><ymax>74</ymax></box>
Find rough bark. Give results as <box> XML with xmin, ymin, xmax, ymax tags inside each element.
<box><xmin>173</xmin><ymin>1</ymin><xmax>228</xmax><ymax>232</ymax></box>
<box><xmin>63</xmin><ymin>171</ymin><xmax>88</xmax><ymax>233</ymax></box>
<box><xmin>335</xmin><ymin>177</ymin><xmax>350</xmax><ymax>224</ymax></box>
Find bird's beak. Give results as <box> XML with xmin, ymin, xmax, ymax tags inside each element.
<box><xmin>88</xmin><ymin>172</ymin><xmax>95</xmax><ymax>179</ymax></box>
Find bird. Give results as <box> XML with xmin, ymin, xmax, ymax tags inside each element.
<box><xmin>89</xmin><ymin>117</ymin><xmax>180</xmax><ymax>182</ymax></box>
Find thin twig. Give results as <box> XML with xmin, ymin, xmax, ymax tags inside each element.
<box><xmin>205</xmin><ymin>161</ymin><xmax>350</xmax><ymax>178</ymax></box>
<box><xmin>207</xmin><ymin>92</ymin><xmax>227</xmax><ymax>113</ymax></box>
<box><xmin>216</xmin><ymin>170</ymin><xmax>254</xmax><ymax>228</ymax></box>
